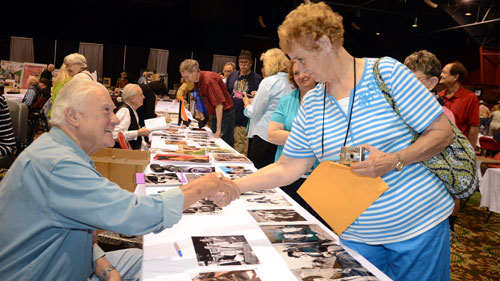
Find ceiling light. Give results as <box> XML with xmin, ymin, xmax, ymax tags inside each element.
<box><xmin>375</xmin><ymin>32</ymin><xmax>381</xmax><ymax>36</ymax></box>
<box><xmin>465</xmin><ymin>6</ymin><xmax>472</xmax><ymax>16</ymax></box>
<box><xmin>412</xmin><ymin>17</ymin><xmax>418</xmax><ymax>27</ymax></box>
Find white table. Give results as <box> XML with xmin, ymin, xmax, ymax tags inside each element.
<box><xmin>138</xmin><ymin>124</ymin><xmax>391</xmax><ymax>281</ymax></box>
<box><xmin>3</xmin><ymin>89</ymin><xmax>27</xmax><ymax>103</ymax></box>
<box><xmin>480</xmin><ymin>168</ymin><xmax>500</xmax><ymax>213</ymax></box>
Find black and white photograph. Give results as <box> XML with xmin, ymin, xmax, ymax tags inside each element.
<box><xmin>240</xmin><ymin>190</ymin><xmax>291</xmax><ymax>208</ymax></box>
<box><xmin>273</xmin><ymin>241</ymin><xmax>377</xmax><ymax>281</ymax></box>
<box><xmin>260</xmin><ymin>224</ymin><xmax>333</xmax><ymax>244</ymax></box>
<box><xmin>241</xmin><ymin>189</ymin><xmax>279</xmax><ymax>196</ymax></box>
<box><xmin>144</xmin><ymin>173</ymin><xmax>182</xmax><ymax>186</ymax></box>
<box><xmin>192</xmin><ymin>269</ymin><xmax>262</xmax><ymax>281</ymax></box>
<box><xmin>183</xmin><ymin>199</ymin><xmax>223</xmax><ymax>215</ymax></box>
<box><xmin>248</xmin><ymin>209</ymin><xmax>307</xmax><ymax>223</ymax></box>
<box><xmin>192</xmin><ymin>235</ymin><xmax>260</xmax><ymax>266</ymax></box>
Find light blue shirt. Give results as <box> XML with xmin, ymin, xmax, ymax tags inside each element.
<box><xmin>0</xmin><ymin>127</ymin><xmax>184</xmax><ymax>281</ymax></box>
<box><xmin>283</xmin><ymin>57</ymin><xmax>454</xmax><ymax>244</ymax></box>
<box><xmin>244</xmin><ymin>72</ymin><xmax>292</xmax><ymax>141</ymax></box>
<box><xmin>270</xmin><ymin>89</ymin><xmax>301</xmax><ymax>162</ymax></box>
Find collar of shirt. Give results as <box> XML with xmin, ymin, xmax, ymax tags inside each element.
<box><xmin>49</xmin><ymin>126</ymin><xmax>93</xmax><ymax>165</ymax></box>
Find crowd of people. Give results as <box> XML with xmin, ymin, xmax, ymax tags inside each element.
<box><xmin>0</xmin><ymin>1</ymin><xmax>496</xmax><ymax>281</ymax></box>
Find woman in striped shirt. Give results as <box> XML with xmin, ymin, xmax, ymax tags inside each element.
<box><xmin>233</xmin><ymin>2</ymin><xmax>454</xmax><ymax>281</ymax></box>
<box><xmin>0</xmin><ymin>95</ymin><xmax>16</xmax><ymax>156</ymax></box>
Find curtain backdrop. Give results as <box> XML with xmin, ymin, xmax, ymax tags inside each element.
<box><xmin>10</xmin><ymin>36</ymin><xmax>34</xmax><ymax>63</ymax></box>
<box><xmin>212</xmin><ymin>55</ymin><xmax>236</xmax><ymax>74</ymax></box>
<box><xmin>78</xmin><ymin>42</ymin><xmax>104</xmax><ymax>80</ymax></box>
<box><xmin>147</xmin><ymin>48</ymin><xmax>169</xmax><ymax>74</ymax></box>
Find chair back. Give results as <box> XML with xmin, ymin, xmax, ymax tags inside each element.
<box><xmin>6</xmin><ymin>100</ymin><xmax>28</xmax><ymax>153</ymax></box>
<box><xmin>479</xmin><ymin>136</ymin><xmax>500</xmax><ymax>156</ymax></box>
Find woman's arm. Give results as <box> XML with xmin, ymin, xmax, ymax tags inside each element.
<box><xmin>267</xmin><ymin>121</ymin><xmax>290</xmax><ymax>145</ymax></box>
<box><xmin>351</xmin><ymin>113</ymin><xmax>453</xmax><ymax>177</ymax></box>
<box><xmin>234</xmin><ymin>155</ymin><xmax>315</xmax><ymax>193</ymax></box>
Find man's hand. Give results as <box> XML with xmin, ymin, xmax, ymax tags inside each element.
<box><xmin>181</xmin><ymin>173</ymin><xmax>240</xmax><ymax>209</ymax></box>
<box><xmin>208</xmin><ymin>173</ymin><xmax>240</xmax><ymax>206</ymax></box>
<box><xmin>350</xmin><ymin>144</ymin><xmax>396</xmax><ymax>178</ymax></box>
<box><xmin>138</xmin><ymin>127</ymin><xmax>152</xmax><ymax>137</ymax></box>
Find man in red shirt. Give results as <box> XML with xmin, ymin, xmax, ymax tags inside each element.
<box><xmin>439</xmin><ymin>61</ymin><xmax>479</xmax><ymax>149</ymax></box>
<box><xmin>180</xmin><ymin>59</ymin><xmax>234</xmax><ymax>146</ymax></box>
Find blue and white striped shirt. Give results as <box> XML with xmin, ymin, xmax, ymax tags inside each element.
<box><xmin>283</xmin><ymin>57</ymin><xmax>454</xmax><ymax>244</ymax></box>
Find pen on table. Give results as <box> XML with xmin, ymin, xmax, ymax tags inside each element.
<box><xmin>174</xmin><ymin>242</ymin><xmax>182</xmax><ymax>257</ymax></box>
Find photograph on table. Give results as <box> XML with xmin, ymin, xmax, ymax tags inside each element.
<box><xmin>183</xmin><ymin>198</ymin><xmax>222</xmax><ymax>215</ymax></box>
<box><xmin>192</xmin><ymin>235</ymin><xmax>260</xmax><ymax>266</ymax></box>
<box><xmin>192</xmin><ymin>269</ymin><xmax>262</xmax><ymax>281</ymax></box>
<box><xmin>273</xmin><ymin>241</ymin><xmax>377</xmax><ymax>281</ymax></box>
<box><xmin>181</xmin><ymin>173</ymin><xmax>204</xmax><ymax>183</ymax></box>
<box><xmin>240</xmin><ymin>190</ymin><xmax>291</xmax><ymax>208</ymax></box>
<box><xmin>206</xmin><ymin>147</ymin><xmax>235</xmax><ymax>154</ymax></box>
<box><xmin>211</xmin><ymin>153</ymin><xmax>252</xmax><ymax>164</ymax></box>
<box><xmin>145</xmin><ymin>186</ymin><xmax>177</xmax><ymax>195</ymax></box>
<box><xmin>149</xmin><ymin>164</ymin><xmax>214</xmax><ymax>174</ymax></box>
<box><xmin>191</xmin><ymin>141</ymin><xmax>220</xmax><ymax>148</ymax></box>
<box><xmin>219</xmin><ymin>166</ymin><xmax>254</xmax><ymax>176</ymax></box>
<box><xmin>153</xmin><ymin>154</ymin><xmax>210</xmax><ymax>164</ymax></box>
<box><xmin>241</xmin><ymin>189</ymin><xmax>279</xmax><ymax>196</ymax></box>
<box><xmin>260</xmin><ymin>224</ymin><xmax>332</xmax><ymax>244</ymax></box>
<box><xmin>161</xmin><ymin>135</ymin><xmax>187</xmax><ymax>141</ymax></box>
<box><xmin>248</xmin><ymin>209</ymin><xmax>306</xmax><ymax>223</ymax></box>
<box><xmin>144</xmin><ymin>173</ymin><xmax>182</xmax><ymax>186</ymax></box>
<box><xmin>153</xmin><ymin>146</ymin><xmax>207</xmax><ymax>156</ymax></box>
<box><xmin>164</xmin><ymin>140</ymin><xmax>188</xmax><ymax>145</ymax></box>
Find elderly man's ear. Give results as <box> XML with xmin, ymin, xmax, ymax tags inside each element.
<box><xmin>65</xmin><ymin>107</ymin><xmax>81</xmax><ymax>128</ymax></box>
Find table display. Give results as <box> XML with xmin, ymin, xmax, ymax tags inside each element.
<box><xmin>134</xmin><ymin>106</ymin><xmax>391</xmax><ymax>280</ymax></box>
<box><xmin>480</xmin><ymin>168</ymin><xmax>500</xmax><ymax>213</ymax></box>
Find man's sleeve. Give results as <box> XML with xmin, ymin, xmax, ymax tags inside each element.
<box><xmin>112</xmin><ymin>108</ymin><xmax>138</xmax><ymax>141</ymax></box>
<box><xmin>466</xmin><ymin>95</ymin><xmax>480</xmax><ymax>127</ymax></box>
<box><xmin>46</xmin><ymin>158</ymin><xmax>184</xmax><ymax>235</ymax></box>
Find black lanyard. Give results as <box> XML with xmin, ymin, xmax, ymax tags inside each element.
<box><xmin>321</xmin><ymin>57</ymin><xmax>357</xmax><ymax>157</ymax></box>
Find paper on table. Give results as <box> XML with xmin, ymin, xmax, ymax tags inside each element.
<box><xmin>297</xmin><ymin>161</ymin><xmax>388</xmax><ymax>235</ymax></box>
<box><xmin>144</xmin><ymin>117</ymin><xmax>168</xmax><ymax>130</ymax></box>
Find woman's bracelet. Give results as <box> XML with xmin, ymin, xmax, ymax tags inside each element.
<box><xmin>100</xmin><ymin>264</ymin><xmax>116</xmax><ymax>280</ymax></box>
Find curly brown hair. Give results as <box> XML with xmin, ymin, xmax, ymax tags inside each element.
<box><xmin>278</xmin><ymin>2</ymin><xmax>344</xmax><ymax>53</ymax></box>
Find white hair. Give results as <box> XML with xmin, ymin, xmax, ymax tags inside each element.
<box><xmin>121</xmin><ymin>84</ymin><xmax>142</xmax><ymax>101</ymax></box>
<box><xmin>50</xmin><ymin>79</ymin><xmax>107</xmax><ymax>127</ymax></box>
<box><xmin>63</xmin><ymin>53</ymin><xmax>88</xmax><ymax>70</ymax></box>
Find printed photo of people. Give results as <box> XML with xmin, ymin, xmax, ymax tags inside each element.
<box><xmin>240</xmin><ymin>190</ymin><xmax>291</xmax><ymax>208</ymax></box>
<box><xmin>260</xmin><ymin>224</ymin><xmax>332</xmax><ymax>244</ymax></box>
<box><xmin>192</xmin><ymin>235</ymin><xmax>260</xmax><ymax>266</ymax></box>
<box><xmin>248</xmin><ymin>209</ymin><xmax>307</xmax><ymax>223</ymax></box>
<box><xmin>273</xmin><ymin>241</ymin><xmax>377</xmax><ymax>281</ymax></box>
<box><xmin>192</xmin><ymin>269</ymin><xmax>262</xmax><ymax>281</ymax></box>
<box><xmin>211</xmin><ymin>153</ymin><xmax>252</xmax><ymax>164</ymax></box>
<box><xmin>183</xmin><ymin>199</ymin><xmax>222</xmax><ymax>215</ymax></box>
<box><xmin>144</xmin><ymin>173</ymin><xmax>182</xmax><ymax>186</ymax></box>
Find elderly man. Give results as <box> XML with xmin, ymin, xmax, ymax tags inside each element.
<box><xmin>0</xmin><ymin>79</ymin><xmax>239</xmax><ymax>281</ymax></box>
<box><xmin>222</xmin><ymin>62</ymin><xmax>236</xmax><ymax>84</ymax></box>
<box><xmin>439</xmin><ymin>61</ymin><xmax>480</xmax><ymax>149</ymax></box>
<box><xmin>226</xmin><ymin>50</ymin><xmax>263</xmax><ymax>154</ymax></box>
<box><xmin>40</xmin><ymin>63</ymin><xmax>55</xmax><ymax>87</ymax></box>
<box><xmin>113</xmin><ymin>84</ymin><xmax>151</xmax><ymax>150</ymax></box>
<box><xmin>180</xmin><ymin>59</ymin><xmax>234</xmax><ymax>146</ymax></box>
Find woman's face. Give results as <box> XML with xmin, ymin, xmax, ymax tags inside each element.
<box><xmin>292</xmin><ymin>63</ymin><xmax>315</xmax><ymax>92</ymax></box>
<box><xmin>287</xmin><ymin>40</ymin><xmax>328</xmax><ymax>83</ymax></box>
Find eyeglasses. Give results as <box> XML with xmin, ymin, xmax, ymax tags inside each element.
<box><xmin>239</xmin><ymin>60</ymin><xmax>251</xmax><ymax>65</ymax></box>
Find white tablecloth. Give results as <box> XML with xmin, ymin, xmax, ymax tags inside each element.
<box><xmin>480</xmin><ymin>168</ymin><xmax>500</xmax><ymax>213</ymax></box>
<box><xmin>3</xmin><ymin>89</ymin><xmax>27</xmax><ymax>103</ymax></box>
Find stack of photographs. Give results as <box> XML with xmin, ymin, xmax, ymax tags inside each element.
<box><xmin>191</xmin><ymin>235</ymin><xmax>260</xmax><ymax>266</ymax></box>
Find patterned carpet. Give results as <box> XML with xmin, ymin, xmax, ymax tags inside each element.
<box><xmin>451</xmin><ymin>193</ymin><xmax>500</xmax><ymax>281</ymax></box>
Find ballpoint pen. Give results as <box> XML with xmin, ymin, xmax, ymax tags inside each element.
<box><xmin>174</xmin><ymin>242</ymin><xmax>183</xmax><ymax>257</ymax></box>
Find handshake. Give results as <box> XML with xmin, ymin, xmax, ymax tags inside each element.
<box><xmin>180</xmin><ymin>172</ymin><xmax>241</xmax><ymax>210</ymax></box>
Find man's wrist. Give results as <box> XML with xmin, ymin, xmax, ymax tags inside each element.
<box><xmin>100</xmin><ymin>264</ymin><xmax>116</xmax><ymax>280</ymax></box>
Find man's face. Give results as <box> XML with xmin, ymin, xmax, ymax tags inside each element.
<box><xmin>440</xmin><ymin>64</ymin><xmax>457</xmax><ymax>87</ymax></box>
<box><xmin>223</xmin><ymin>65</ymin><xmax>234</xmax><ymax>78</ymax></box>
<box><xmin>181</xmin><ymin>70</ymin><xmax>200</xmax><ymax>83</ymax></box>
<box><xmin>131</xmin><ymin>89</ymin><xmax>145</xmax><ymax>108</ymax></box>
<box><xmin>76</xmin><ymin>87</ymin><xmax>120</xmax><ymax>154</ymax></box>
<box><xmin>238</xmin><ymin>59</ymin><xmax>252</xmax><ymax>75</ymax></box>
<box><xmin>48</xmin><ymin>64</ymin><xmax>55</xmax><ymax>72</ymax></box>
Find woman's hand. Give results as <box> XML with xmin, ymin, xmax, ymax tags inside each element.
<box><xmin>350</xmin><ymin>144</ymin><xmax>397</xmax><ymax>178</ymax></box>
<box><xmin>242</xmin><ymin>92</ymin><xmax>250</xmax><ymax>108</ymax></box>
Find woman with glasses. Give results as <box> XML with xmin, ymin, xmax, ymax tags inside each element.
<box><xmin>232</xmin><ymin>2</ymin><xmax>454</xmax><ymax>280</ymax></box>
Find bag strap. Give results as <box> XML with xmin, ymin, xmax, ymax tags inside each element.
<box><xmin>373</xmin><ymin>57</ymin><xmax>419</xmax><ymax>139</ymax></box>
